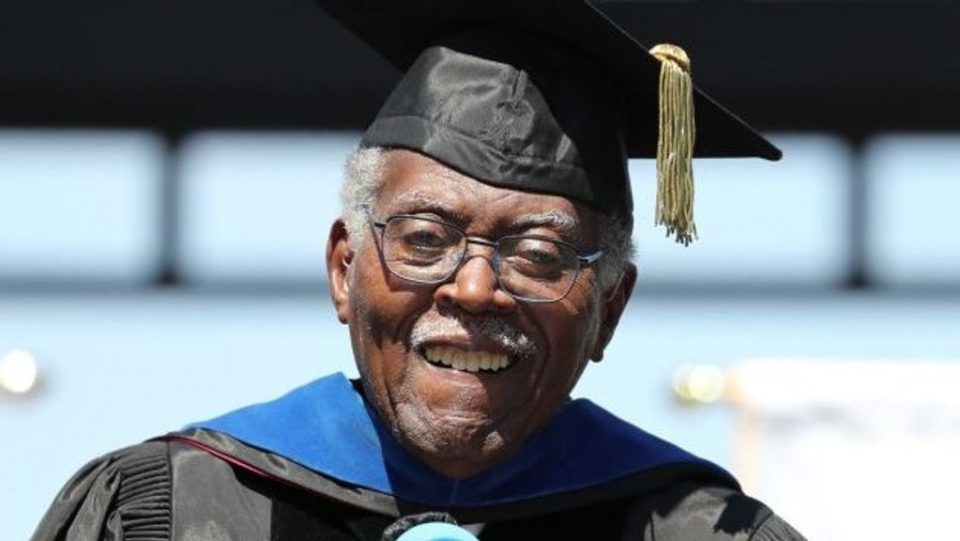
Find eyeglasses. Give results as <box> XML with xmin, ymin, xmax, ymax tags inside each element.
<box><xmin>363</xmin><ymin>206</ymin><xmax>603</xmax><ymax>303</ymax></box>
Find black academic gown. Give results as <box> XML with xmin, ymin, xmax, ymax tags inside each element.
<box><xmin>33</xmin><ymin>375</ymin><xmax>805</xmax><ymax>540</ymax></box>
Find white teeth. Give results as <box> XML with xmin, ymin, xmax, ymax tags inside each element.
<box><xmin>423</xmin><ymin>346</ymin><xmax>512</xmax><ymax>373</ymax></box>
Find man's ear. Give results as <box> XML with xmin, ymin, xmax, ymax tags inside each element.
<box><xmin>589</xmin><ymin>262</ymin><xmax>637</xmax><ymax>362</ymax></box>
<box><xmin>326</xmin><ymin>219</ymin><xmax>354</xmax><ymax>324</ymax></box>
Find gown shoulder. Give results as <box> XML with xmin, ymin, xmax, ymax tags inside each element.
<box><xmin>32</xmin><ymin>441</ymin><xmax>172</xmax><ymax>541</ymax></box>
<box><xmin>623</xmin><ymin>482</ymin><xmax>807</xmax><ymax>541</ymax></box>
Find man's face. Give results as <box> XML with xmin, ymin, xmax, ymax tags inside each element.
<box><xmin>327</xmin><ymin>150</ymin><xmax>632</xmax><ymax>479</ymax></box>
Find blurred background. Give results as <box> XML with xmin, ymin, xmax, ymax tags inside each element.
<box><xmin>1</xmin><ymin>1</ymin><xmax>958</xmax><ymax>539</ymax></box>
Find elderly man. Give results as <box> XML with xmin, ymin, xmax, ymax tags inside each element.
<box><xmin>35</xmin><ymin>1</ymin><xmax>805</xmax><ymax>540</ymax></box>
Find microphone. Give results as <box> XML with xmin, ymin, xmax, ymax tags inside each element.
<box><xmin>382</xmin><ymin>512</ymin><xmax>479</xmax><ymax>541</ymax></box>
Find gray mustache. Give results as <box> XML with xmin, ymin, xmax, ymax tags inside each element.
<box><xmin>410</xmin><ymin>314</ymin><xmax>535</xmax><ymax>358</ymax></box>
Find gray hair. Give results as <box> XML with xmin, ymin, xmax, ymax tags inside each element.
<box><xmin>340</xmin><ymin>147</ymin><xmax>635</xmax><ymax>292</ymax></box>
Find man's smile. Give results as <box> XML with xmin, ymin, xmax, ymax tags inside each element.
<box><xmin>422</xmin><ymin>345</ymin><xmax>515</xmax><ymax>373</ymax></box>
<box><xmin>408</xmin><ymin>307</ymin><xmax>536</xmax><ymax>377</ymax></box>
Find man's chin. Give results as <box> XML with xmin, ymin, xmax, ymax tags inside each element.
<box><xmin>392</xmin><ymin>406</ymin><xmax>517</xmax><ymax>479</ymax></box>
<box><xmin>406</xmin><ymin>433</ymin><xmax>512</xmax><ymax>480</ymax></box>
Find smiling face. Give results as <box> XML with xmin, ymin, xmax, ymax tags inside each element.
<box><xmin>327</xmin><ymin>149</ymin><xmax>634</xmax><ymax>479</ymax></box>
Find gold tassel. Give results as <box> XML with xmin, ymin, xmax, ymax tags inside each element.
<box><xmin>650</xmin><ymin>43</ymin><xmax>697</xmax><ymax>246</ymax></box>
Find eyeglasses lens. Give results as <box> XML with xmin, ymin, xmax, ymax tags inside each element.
<box><xmin>379</xmin><ymin>216</ymin><xmax>579</xmax><ymax>302</ymax></box>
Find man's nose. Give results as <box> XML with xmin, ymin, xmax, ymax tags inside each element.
<box><xmin>434</xmin><ymin>252</ymin><xmax>517</xmax><ymax>314</ymax></box>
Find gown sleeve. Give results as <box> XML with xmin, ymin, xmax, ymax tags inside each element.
<box><xmin>32</xmin><ymin>441</ymin><xmax>173</xmax><ymax>541</ymax></box>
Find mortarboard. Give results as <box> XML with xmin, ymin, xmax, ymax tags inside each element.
<box><xmin>315</xmin><ymin>0</ymin><xmax>782</xmax><ymax>244</ymax></box>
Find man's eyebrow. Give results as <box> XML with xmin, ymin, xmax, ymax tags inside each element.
<box><xmin>388</xmin><ymin>194</ymin><xmax>580</xmax><ymax>236</ymax></box>
<box><xmin>389</xmin><ymin>191</ymin><xmax>461</xmax><ymax>217</ymax></box>
<box><xmin>509</xmin><ymin>210</ymin><xmax>579</xmax><ymax>237</ymax></box>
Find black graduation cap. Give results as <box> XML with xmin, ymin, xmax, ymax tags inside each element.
<box><xmin>315</xmin><ymin>0</ymin><xmax>781</xmax><ymax>243</ymax></box>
